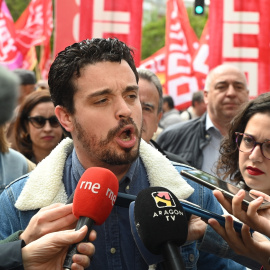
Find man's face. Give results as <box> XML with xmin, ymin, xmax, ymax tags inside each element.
<box><xmin>139</xmin><ymin>78</ymin><xmax>162</xmax><ymax>143</ymax></box>
<box><xmin>205</xmin><ymin>66</ymin><xmax>249</xmax><ymax>123</ymax></box>
<box><xmin>63</xmin><ymin>61</ymin><xmax>142</xmax><ymax>170</ymax></box>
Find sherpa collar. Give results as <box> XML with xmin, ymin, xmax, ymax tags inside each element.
<box><xmin>15</xmin><ymin>138</ymin><xmax>194</xmax><ymax>211</ymax></box>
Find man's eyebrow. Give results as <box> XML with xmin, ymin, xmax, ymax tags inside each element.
<box><xmin>215</xmin><ymin>80</ymin><xmax>245</xmax><ymax>85</ymax></box>
<box><xmin>141</xmin><ymin>102</ymin><xmax>155</xmax><ymax>109</ymax></box>
<box><xmin>87</xmin><ymin>89</ymin><xmax>112</xmax><ymax>99</ymax></box>
<box><xmin>125</xmin><ymin>85</ymin><xmax>139</xmax><ymax>92</ymax></box>
<box><xmin>86</xmin><ymin>84</ymin><xmax>139</xmax><ymax>98</ymax></box>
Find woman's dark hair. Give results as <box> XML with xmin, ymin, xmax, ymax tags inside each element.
<box><xmin>48</xmin><ymin>38</ymin><xmax>138</xmax><ymax>115</ymax></box>
<box><xmin>216</xmin><ymin>92</ymin><xmax>270</xmax><ymax>184</ymax></box>
<box><xmin>15</xmin><ymin>90</ymin><xmax>60</xmax><ymax>160</ymax></box>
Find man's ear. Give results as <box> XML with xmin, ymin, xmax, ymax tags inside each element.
<box><xmin>55</xmin><ymin>105</ymin><xmax>74</xmax><ymax>133</ymax></box>
<box><xmin>203</xmin><ymin>90</ymin><xmax>208</xmax><ymax>105</ymax></box>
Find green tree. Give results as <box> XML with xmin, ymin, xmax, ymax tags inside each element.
<box><xmin>141</xmin><ymin>16</ymin><xmax>166</xmax><ymax>60</ymax></box>
<box><xmin>5</xmin><ymin>0</ymin><xmax>30</xmax><ymax>21</ymax></box>
<box><xmin>141</xmin><ymin>5</ymin><xmax>208</xmax><ymax>60</ymax></box>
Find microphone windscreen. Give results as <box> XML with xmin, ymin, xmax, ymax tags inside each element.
<box><xmin>73</xmin><ymin>167</ymin><xmax>119</xmax><ymax>225</ymax></box>
<box><xmin>134</xmin><ymin>187</ymin><xmax>188</xmax><ymax>254</ymax></box>
<box><xmin>0</xmin><ymin>66</ymin><xmax>19</xmax><ymax>125</ymax></box>
<box><xmin>129</xmin><ymin>202</ymin><xmax>163</xmax><ymax>265</ymax></box>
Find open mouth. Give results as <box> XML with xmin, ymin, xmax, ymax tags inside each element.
<box><xmin>120</xmin><ymin>128</ymin><xmax>132</xmax><ymax>141</ymax></box>
<box><xmin>115</xmin><ymin>125</ymin><xmax>137</xmax><ymax>148</ymax></box>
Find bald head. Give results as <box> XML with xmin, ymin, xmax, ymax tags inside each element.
<box><xmin>204</xmin><ymin>64</ymin><xmax>248</xmax><ymax>92</ymax></box>
<box><xmin>203</xmin><ymin>64</ymin><xmax>249</xmax><ymax>135</ymax></box>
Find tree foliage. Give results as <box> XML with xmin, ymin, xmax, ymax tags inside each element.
<box><xmin>5</xmin><ymin>0</ymin><xmax>30</xmax><ymax>21</ymax></box>
<box><xmin>141</xmin><ymin>6</ymin><xmax>208</xmax><ymax>60</ymax></box>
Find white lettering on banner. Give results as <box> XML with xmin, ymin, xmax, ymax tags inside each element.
<box><xmin>168</xmin><ymin>76</ymin><xmax>198</xmax><ymax>104</ymax></box>
<box><xmin>224</xmin><ymin>61</ymin><xmax>258</xmax><ymax>97</ymax></box>
<box><xmin>0</xmin><ymin>18</ymin><xmax>17</xmax><ymax>61</ymax></box>
<box><xmin>223</xmin><ymin>0</ymin><xmax>259</xmax><ymax>59</ymax></box>
<box><xmin>73</xmin><ymin>13</ymin><xmax>80</xmax><ymax>42</ymax></box>
<box><xmin>193</xmin><ymin>44</ymin><xmax>209</xmax><ymax>74</ymax></box>
<box><xmin>223</xmin><ymin>23</ymin><xmax>259</xmax><ymax>59</ymax></box>
<box><xmin>222</xmin><ymin>0</ymin><xmax>259</xmax><ymax>96</ymax></box>
<box><xmin>93</xmin><ymin>0</ymin><xmax>130</xmax><ymax>37</ymax></box>
<box><xmin>168</xmin><ymin>53</ymin><xmax>191</xmax><ymax>75</ymax></box>
<box><xmin>224</xmin><ymin>0</ymin><xmax>259</xmax><ymax>22</ymax></box>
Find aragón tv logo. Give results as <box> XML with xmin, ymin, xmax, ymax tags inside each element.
<box><xmin>151</xmin><ymin>191</ymin><xmax>176</xmax><ymax>208</ymax></box>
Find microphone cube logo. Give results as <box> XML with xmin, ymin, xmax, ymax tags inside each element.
<box><xmin>151</xmin><ymin>191</ymin><xmax>176</xmax><ymax>208</ymax></box>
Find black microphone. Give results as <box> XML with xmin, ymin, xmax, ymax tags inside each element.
<box><xmin>133</xmin><ymin>187</ymin><xmax>188</xmax><ymax>270</ymax></box>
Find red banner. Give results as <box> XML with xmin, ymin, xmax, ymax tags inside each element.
<box><xmin>139</xmin><ymin>47</ymin><xmax>166</xmax><ymax>87</ymax></box>
<box><xmin>54</xmin><ymin>0</ymin><xmax>143</xmax><ymax>66</ymax></box>
<box><xmin>209</xmin><ymin>0</ymin><xmax>270</xmax><ymax>97</ymax></box>
<box><xmin>15</xmin><ymin>0</ymin><xmax>53</xmax><ymax>55</ymax></box>
<box><xmin>0</xmin><ymin>0</ymin><xmax>22</xmax><ymax>69</ymax></box>
<box><xmin>165</xmin><ymin>0</ymin><xmax>200</xmax><ymax>110</ymax></box>
<box><xmin>54</xmin><ymin>0</ymin><xmax>79</xmax><ymax>57</ymax></box>
<box><xmin>192</xmin><ymin>21</ymin><xmax>209</xmax><ymax>91</ymax></box>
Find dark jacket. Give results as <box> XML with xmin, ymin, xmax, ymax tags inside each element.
<box><xmin>150</xmin><ymin>139</ymin><xmax>190</xmax><ymax>166</ymax></box>
<box><xmin>156</xmin><ymin>113</ymin><xmax>211</xmax><ymax>169</ymax></box>
<box><xmin>0</xmin><ymin>240</ymin><xmax>24</xmax><ymax>270</ymax></box>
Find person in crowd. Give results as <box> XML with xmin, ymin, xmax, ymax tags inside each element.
<box><xmin>0</xmin><ymin>38</ymin><xmax>259</xmax><ymax>269</ymax></box>
<box><xmin>13</xmin><ymin>69</ymin><xmax>37</xmax><ymax>105</ymax></box>
<box><xmin>180</xmin><ymin>91</ymin><xmax>206</xmax><ymax>121</ymax></box>
<box><xmin>0</xmin><ymin>66</ymin><xmax>95</xmax><ymax>270</ymax></box>
<box><xmin>0</xmin><ymin>66</ymin><xmax>35</xmax><ymax>194</ymax></box>
<box><xmin>159</xmin><ymin>94</ymin><xmax>182</xmax><ymax>129</ymax></box>
<box><xmin>157</xmin><ymin>64</ymin><xmax>249</xmax><ymax>175</ymax></box>
<box><xmin>206</xmin><ymin>92</ymin><xmax>270</xmax><ymax>269</ymax></box>
<box><xmin>7</xmin><ymin>69</ymin><xmax>37</xmax><ymax>150</ymax></box>
<box><xmin>0</xmin><ymin>204</ymin><xmax>96</xmax><ymax>270</ymax></box>
<box><xmin>138</xmin><ymin>68</ymin><xmax>189</xmax><ymax>165</ymax></box>
<box><xmin>14</xmin><ymin>90</ymin><xmax>65</xmax><ymax>164</ymax></box>
<box><xmin>0</xmin><ymin>125</ymin><xmax>35</xmax><ymax>194</ymax></box>
<box><xmin>36</xmin><ymin>79</ymin><xmax>49</xmax><ymax>91</ymax></box>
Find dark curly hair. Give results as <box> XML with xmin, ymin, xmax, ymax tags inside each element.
<box><xmin>216</xmin><ymin>92</ymin><xmax>270</xmax><ymax>185</ymax></box>
<box><xmin>48</xmin><ymin>38</ymin><xmax>138</xmax><ymax>116</ymax></box>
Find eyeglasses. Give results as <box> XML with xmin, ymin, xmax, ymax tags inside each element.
<box><xmin>28</xmin><ymin>116</ymin><xmax>60</xmax><ymax>129</ymax></box>
<box><xmin>235</xmin><ymin>132</ymin><xmax>270</xmax><ymax>160</ymax></box>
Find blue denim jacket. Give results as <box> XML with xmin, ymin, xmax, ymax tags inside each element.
<box><xmin>0</xmin><ymin>140</ymin><xmax>259</xmax><ymax>270</ymax></box>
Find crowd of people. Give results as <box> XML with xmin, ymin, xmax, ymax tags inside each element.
<box><xmin>0</xmin><ymin>37</ymin><xmax>269</xmax><ymax>270</ymax></box>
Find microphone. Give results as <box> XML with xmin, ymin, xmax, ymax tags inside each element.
<box><xmin>129</xmin><ymin>201</ymin><xmax>163</xmax><ymax>265</ymax></box>
<box><xmin>133</xmin><ymin>187</ymin><xmax>188</xmax><ymax>270</ymax></box>
<box><xmin>63</xmin><ymin>167</ymin><xmax>119</xmax><ymax>269</ymax></box>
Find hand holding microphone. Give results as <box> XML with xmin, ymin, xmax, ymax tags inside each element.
<box><xmin>133</xmin><ymin>187</ymin><xmax>188</xmax><ymax>270</ymax></box>
<box><xmin>63</xmin><ymin>167</ymin><xmax>119</xmax><ymax>269</ymax></box>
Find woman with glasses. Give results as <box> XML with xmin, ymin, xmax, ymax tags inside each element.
<box><xmin>15</xmin><ymin>90</ymin><xmax>64</xmax><ymax>164</ymax></box>
<box><xmin>208</xmin><ymin>92</ymin><xmax>270</xmax><ymax>269</ymax></box>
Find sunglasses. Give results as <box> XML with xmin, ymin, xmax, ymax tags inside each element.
<box><xmin>28</xmin><ymin>116</ymin><xmax>60</xmax><ymax>129</ymax></box>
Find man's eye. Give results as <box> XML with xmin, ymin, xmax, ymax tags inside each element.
<box><xmin>128</xmin><ymin>94</ymin><xmax>137</xmax><ymax>100</ymax></box>
<box><xmin>95</xmin><ymin>99</ymin><xmax>107</xmax><ymax>104</ymax></box>
<box><xmin>142</xmin><ymin>106</ymin><xmax>153</xmax><ymax>113</ymax></box>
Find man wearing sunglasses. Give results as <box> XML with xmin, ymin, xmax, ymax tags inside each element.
<box><xmin>0</xmin><ymin>38</ymin><xmax>260</xmax><ymax>270</ymax></box>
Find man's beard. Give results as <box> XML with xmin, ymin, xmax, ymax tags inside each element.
<box><xmin>74</xmin><ymin>117</ymin><xmax>142</xmax><ymax>165</ymax></box>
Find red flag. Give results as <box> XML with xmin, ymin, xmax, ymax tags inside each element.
<box><xmin>79</xmin><ymin>0</ymin><xmax>143</xmax><ymax>67</ymax></box>
<box><xmin>165</xmin><ymin>0</ymin><xmax>200</xmax><ymax>110</ymax></box>
<box><xmin>139</xmin><ymin>47</ymin><xmax>166</xmax><ymax>87</ymax></box>
<box><xmin>192</xmin><ymin>20</ymin><xmax>209</xmax><ymax>90</ymax></box>
<box><xmin>0</xmin><ymin>0</ymin><xmax>23</xmax><ymax>69</ymax></box>
<box><xmin>209</xmin><ymin>0</ymin><xmax>270</xmax><ymax>98</ymax></box>
<box><xmin>15</xmin><ymin>0</ymin><xmax>53</xmax><ymax>56</ymax></box>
